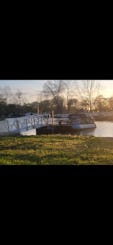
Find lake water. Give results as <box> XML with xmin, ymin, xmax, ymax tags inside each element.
<box><xmin>79</xmin><ymin>121</ymin><xmax>113</xmax><ymax>137</ymax></box>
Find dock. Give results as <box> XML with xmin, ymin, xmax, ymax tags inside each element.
<box><xmin>0</xmin><ymin>114</ymin><xmax>69</xmax><ymax>136</ymax></box>
<box><xmin>0</xmin><ymin>114</ymin><xmax>49</xmax><ymax>136</ymax></box>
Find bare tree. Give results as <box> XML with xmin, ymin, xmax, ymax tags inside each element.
<box><xmin>51</xmin><ymin>95</ymin><xmax>65</xmax><ymax>113</ymax></box>
<box><xmin>67</xmin><ymin>98</ymin><xmax>78</xmax><ymax>112</ymax></box>
<box><xmin>72</xmin><ymin>80</ymin><xmax>101</xmax><ymax>111</ymax></box>
<box><xmin>108</xmin><ymin>97</ymin><xmax>113</xmax><ymax>111</ymax></box>
<box><xmin>43</xmin><ymin>80</ymin><xmax>69</xmax><ymax>112</ymax></box>
<box><xmin>0</xmin><ymin>86</ymin><xmax>13</xmax><ymax>104</ymax></box>
<box><xmin>0</xmin><ymin>87</ymin><xmax>5</xmax><ymax>102</ymax></box>
<box><xmin>94</xmin><ymin>95</ymin><xmax>110</xmax><ymax>112</ymax></box>
<box><xmin>14</xmin><ymin>90</ymin><xmax>25</xmax><ymax>105</ymax></box>
<box><xmin>43</xmin><ymin>80</ymin><xmax>68</xmax><ymax>98</ymax></box>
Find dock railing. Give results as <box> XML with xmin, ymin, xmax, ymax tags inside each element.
<box><xmin>0</xmin><ymin>114</ymin><xmax>49</xmax><ymax>135</ymax></box>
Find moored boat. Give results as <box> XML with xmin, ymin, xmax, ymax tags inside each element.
<box><xmin>68</xmin><ymin>113</ymin><xmax>96</xmax><ymax>130</ymax></box>
<box><xmin>36</xmin><ymin>112</ymin><xmax>96</xmax><ymax>134</ymax></box>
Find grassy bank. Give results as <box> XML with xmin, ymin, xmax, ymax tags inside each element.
<box><xmin>0</xmin><ymin>135</ymin><xmax>113</xmax><ymax>165</ymax></box>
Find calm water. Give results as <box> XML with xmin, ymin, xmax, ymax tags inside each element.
<box><xmin>79</xmin><ymin>121</ymin><xmax>113</xmax><ymax>137</ymax></box>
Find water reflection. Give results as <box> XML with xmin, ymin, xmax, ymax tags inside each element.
<box><xmin>79</xmin><ymin>121</ymin><xmax>113</xmax><ymax>137</ymax></box>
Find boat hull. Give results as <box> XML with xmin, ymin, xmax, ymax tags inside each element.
<box><xmin>72</xmin><ymin>123</ymin><xmax>96</xmax><ymax>130</ymax></box>
<box><xmin>36</xmin><ymin>123</ymin><xmax>96</xmax><ymax>135</ymax></box>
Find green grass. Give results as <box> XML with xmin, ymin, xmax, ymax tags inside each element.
<box><xmin>0</xmin><ymin>135</ymin><xmax>113</xmax><ymax>164</ymax></box>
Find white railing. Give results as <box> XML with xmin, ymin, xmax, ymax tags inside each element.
<box><xmin>0</xmin><ymin>114</ymin><xmax>49</xmax><ymax>135</ymax></box>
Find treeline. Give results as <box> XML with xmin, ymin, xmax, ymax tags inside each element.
<box><xmin>1</xmin><ymin>95</ymin><xmax>113</xmax><ymax>119</ymax></box>
<box><xmin>1</xmin><ymin>80</ymin><xmax>113</xmax><ymax>119</ymax></box>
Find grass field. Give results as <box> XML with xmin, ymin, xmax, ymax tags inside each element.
<box><xmin>0</xmin><ymin>135</ymin><xmax>113</xmax><ymax>164</ymax></box>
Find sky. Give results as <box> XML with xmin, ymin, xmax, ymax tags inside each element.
<box><xmin>0</xmin><ymin>80</ymin><xmax>46</xmax><ymax>103</ymax></box>
<box><xmin>0</xmin><ymin>80</ymin><xmax>113</xmax><ymax>102</ymax></box>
